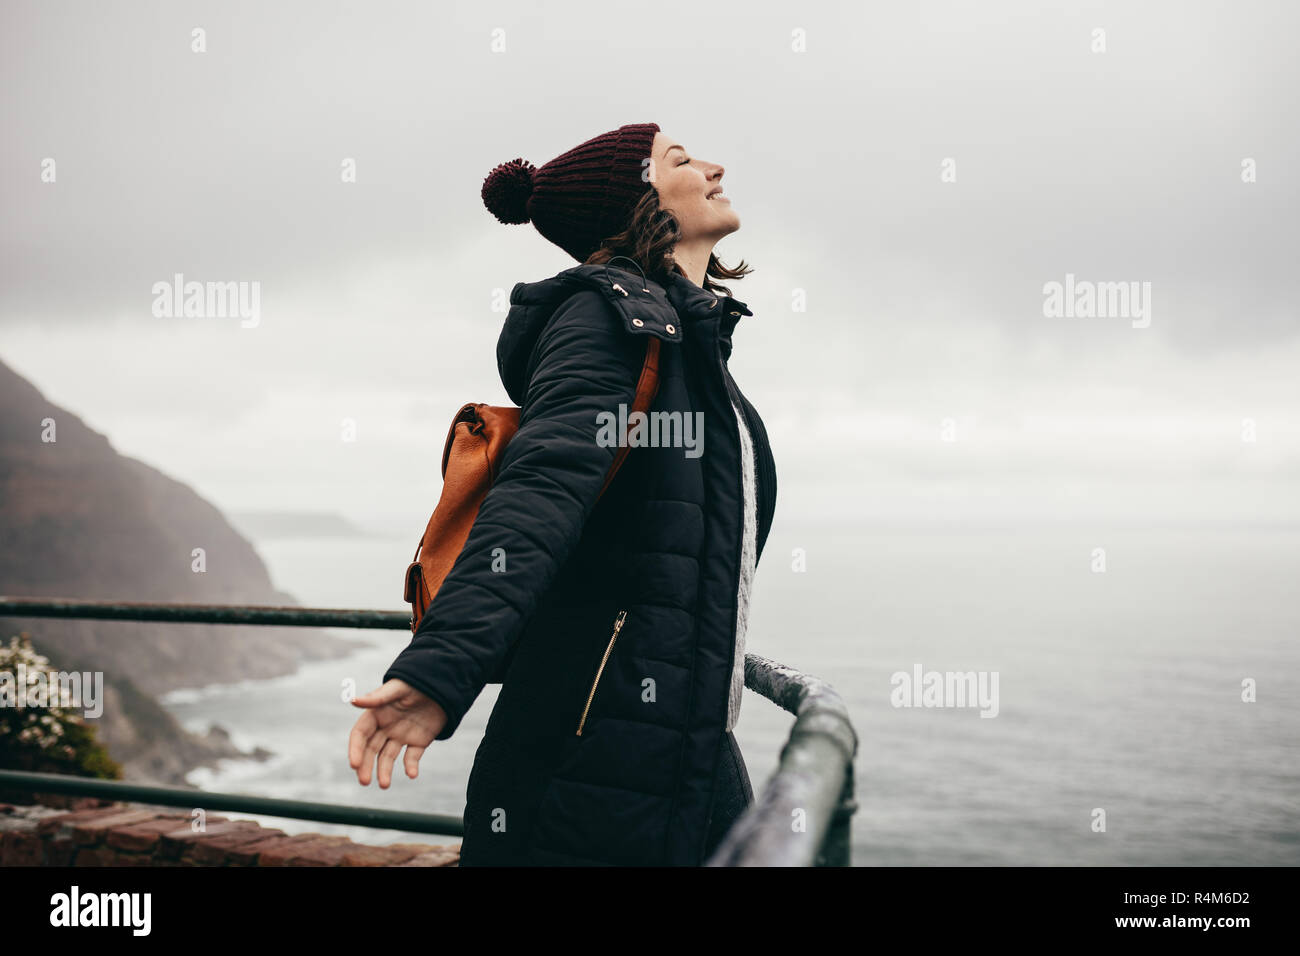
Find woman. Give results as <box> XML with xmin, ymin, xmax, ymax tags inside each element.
<box><xmin>347</xmin><ymin>122</ymin><xmax>777</xmax><ymax>865</ymax></box>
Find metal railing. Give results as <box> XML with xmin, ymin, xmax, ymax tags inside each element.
<box><xmin>0</xmin><ymin>767</ymin><xmax>463</xmax><ymax>836</ymax></box>
<box><xmin>0</xmin><ymin>596</ymin><xmax>858</xmax><ymax>866</ymax></box>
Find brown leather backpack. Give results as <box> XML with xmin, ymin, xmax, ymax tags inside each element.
<box><xmin>402</xmin><ymin>326</ymin><xmax>662</xmax><ymax>639</ymax></box>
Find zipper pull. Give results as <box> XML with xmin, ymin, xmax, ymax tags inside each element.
<box><xmin>576</xmin><ymin>609</ymin><xmax>629</xmax><ymax>736</ymax></box>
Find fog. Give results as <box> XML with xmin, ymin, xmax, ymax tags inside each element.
<box><xmin>3</xmin><ymin>0</ymin><xmax>1295</xmax><ymax>530</ymax></box>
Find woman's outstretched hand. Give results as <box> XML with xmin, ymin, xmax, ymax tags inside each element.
<box><xmin>348</xmin><ymin>679</ymin><xmax>448</xmax><ymax>788</ymax></box>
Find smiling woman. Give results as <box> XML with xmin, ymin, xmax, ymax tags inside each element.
<box><xmin>642</xmin><ymin>135</ymin><xmax>741</xmax><ymax>283</ymax></box>
<box><xmin>349</xmin><ymin>122</ymin><xmax>776</xmax><ymax>866</ymax></box>
<box><xmin>584</xmin><ymin>131</ymin><xmax>753</xmax><ymax>297</ymax></box>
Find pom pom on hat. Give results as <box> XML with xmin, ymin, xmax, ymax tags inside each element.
<box><xmin>482</xmin><ymin>158</ymin><xmax>537</xmax><ymax>225</ymax></box>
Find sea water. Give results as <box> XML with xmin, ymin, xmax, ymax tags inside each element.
<box><xmin>161</xmin><ymin>522</ymin><xmax>1300</xmax><ymax>866</ymax></box>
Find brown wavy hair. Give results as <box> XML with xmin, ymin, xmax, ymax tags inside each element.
<box><xmin>584</xmin><ymin>188</ymin><xmax>752</xmax><ymax>297</ymax></box>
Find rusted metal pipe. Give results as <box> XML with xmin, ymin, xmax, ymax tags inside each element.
<box><xmin>0</xmin><ymin>596</ymin><xmax>410</xmax><ymax>630</ymax></box>
<box><xmin>704</xmin><ymin>653</ymin><xmax>859</xmax><ymax>866</ymax></box>
<box><xmin>0</xmin><ymin>769</ymin><xmax>463</xmax><ymax>836</ymax></box>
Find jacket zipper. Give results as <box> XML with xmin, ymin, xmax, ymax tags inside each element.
<box><xmin>576</xmin><ymin>609</ymin><xmax>627</xmax><ymax>736</ymax></box>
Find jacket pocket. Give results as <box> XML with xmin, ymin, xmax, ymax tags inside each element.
<box><xmin>575</xmin><ymin>608</ymin><xmax>627</xmax><ymax>736</ymax></box>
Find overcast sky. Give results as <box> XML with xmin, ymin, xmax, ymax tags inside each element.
<box><xmin>2</xmin><ymin>0</ymin><xmax>1296</xmax><ymax>533</ymax></box>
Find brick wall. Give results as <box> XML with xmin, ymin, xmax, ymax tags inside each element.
<box><xmin>0</xmin><ymin>798</ymin><xmax>459</xmax><ymax>867</ymax></box>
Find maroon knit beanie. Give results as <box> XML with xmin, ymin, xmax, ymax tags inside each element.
<box><xmin>481</xmin><ymin>123</ymin><xmax>661</xmax><ymax>263</ymax></box>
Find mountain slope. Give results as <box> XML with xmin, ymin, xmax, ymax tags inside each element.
<box><xmin>0</xmin><ymin>355</ymin><xmax>363</xmax><ymax>783</ymax></box>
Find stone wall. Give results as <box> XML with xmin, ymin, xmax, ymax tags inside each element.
<box><xmin>0</xmin><ymin>798</ymin><xmax>459</xmax><ymax>867</ymax></box>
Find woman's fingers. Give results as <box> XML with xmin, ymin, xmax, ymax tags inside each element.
<box><xmin>348</xmin><ymin>678</ymin><xmax>434</xmax><ymax>787</ymax></box>
<box><xmin>403</xmin><ymin>744</ymin><xmax>425</xmax><ymax>780</ymax></box>
<box><xmin>376</xmin><ymin>738</ymin><xmax>403</xmax><ymax>789</ymax></box>
<box><xmin>347</xmin><ymin>709</ymin><xmax>378</xmax><ymax>772</ymax></box>
<box><xmin>356</xmin><ymin>726</ymin><xmax>388</xmax><ymax>786</ymax></box>
<box><xmin>351</xmin><ymin>680</ymin><xmax>405</xmax><ymax>708</ymax></box>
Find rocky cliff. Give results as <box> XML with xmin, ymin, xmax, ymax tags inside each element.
<box><xmin>0</xmin><ymin>356</ymin><xmax>363</xmax><ymax>784</ymax></box>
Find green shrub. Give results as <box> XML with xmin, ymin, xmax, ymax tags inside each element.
<box><xmin>0</xmin><ymin>632</ymin><xmax>122</xmax><ymax>780</ymax></box>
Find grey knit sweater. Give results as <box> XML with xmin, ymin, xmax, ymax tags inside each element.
<box><xmin>726</xmin><ymin>396</ymin><xmax>758</xmax><ymax>732</ymax></box>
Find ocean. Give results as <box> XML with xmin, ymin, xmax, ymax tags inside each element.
<box><xmin>160</xmin><ymin>522</ymin><xmax>1300</xmax><ymax>865</ymax></box>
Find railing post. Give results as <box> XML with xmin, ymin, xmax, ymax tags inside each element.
<box><xmin>815</xmin><ymin>763</ymin><xmax>858</xmax><ymax>867</ymax></box>
<box><xmin>706</xmin><ymin>654</ymin><xmax>860</xmax><ymax>866</ymax></box>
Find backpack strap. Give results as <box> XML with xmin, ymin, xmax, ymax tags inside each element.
<box><xmin>597</xmin><ymin>336</ymin><xmax>661</xmax><ymax>500</ymax></box>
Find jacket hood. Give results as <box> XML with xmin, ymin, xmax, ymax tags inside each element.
<box><xmin>496</xmin><ymin>262</ymin><xmax>753</xmax><ymax>405</ymax></box>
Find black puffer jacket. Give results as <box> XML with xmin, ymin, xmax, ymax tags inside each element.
<box><xmin>384</xmin><ymin>261</ymin><xmax>777</xmax><ymax>865</ymax></box>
